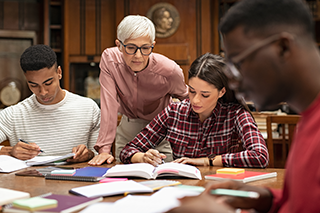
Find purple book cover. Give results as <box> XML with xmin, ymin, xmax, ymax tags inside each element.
<box><xmin>73</xmin><ymin>167</ymin><xmax>109</xmax><ymax>177</ymax></box>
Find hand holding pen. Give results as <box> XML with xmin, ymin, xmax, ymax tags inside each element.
<box><xmin>9</xmin><ymin>139</ymin><xmax>45</xmax><ymax>160</ymax></box>
<box><xmin>19</xmin><ymin>139</ymin><xmax>45</xmax><ymax>153</ymax></box>
<box><xmin>141</xmin><ymin>149</ymin><xmax>166</xmax><ymax>166</ymax></box>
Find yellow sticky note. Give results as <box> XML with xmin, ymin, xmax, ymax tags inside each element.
<box><xmin>216</xmin><ymin>168</ymin><xmax>245</xmax><ymax>175</ymax></box>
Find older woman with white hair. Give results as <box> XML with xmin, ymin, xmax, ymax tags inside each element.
<box><xmin>89</xmin><ymin>15</ymin><xmax>188</xmax><ymax>165</ymax></box>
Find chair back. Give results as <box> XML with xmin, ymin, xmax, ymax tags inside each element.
<box><xmin>266</xmin><ymin>115</ymin><xmax>300</xmax><ymax>168</ymax></box>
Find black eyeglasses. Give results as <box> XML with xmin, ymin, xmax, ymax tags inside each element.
<box><xmin>223</xmin><ymin>33</ymin><xmax>285</xmax><ymax>82</ymax></box>
<box><xmin>222</xmin><ymin>32</ymin><xmax>295</xmax><ymax>91</ymax></box>
<box><xmin>118</xmin><ymin>40</ymin><xmax>154</xmax><ymax>56</ymax></box>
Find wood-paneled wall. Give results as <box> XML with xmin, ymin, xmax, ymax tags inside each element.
<box><xmin>63</xmin><ymin>0</ymin><xmax>220</xmax><ymax>89</ymax></box>
<box><xmin>0</xmin><ymin>0</ymin><xmax>42</xmax><ymax>40</ymax></box>
<box><xmin>0</xmin><ymin>0</ymin><xmax>221</xmax><ymax>92</ymax></box>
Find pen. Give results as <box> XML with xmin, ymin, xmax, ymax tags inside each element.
<box><xmin>162</xmin><ymin>159</ymin><xmax>165</xmax><ymax>164</ymax></box>
<box><xmin>19</xmin><ymin>139</ymin><xmax>45</xmax><ymax>153</ymax></box>
<box><xmin>210</xmin><ymin>189</ymin><xmax>260</xmax><ymax>199</ymax></box>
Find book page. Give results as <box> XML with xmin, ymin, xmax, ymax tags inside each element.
<box><xmin>26</xmin><ymin>153</ymin><xmax>75</xmax><ymax>166</ymax></box>
<box><xmin>154</xmin><ymin>163</ymin><xmax>202</xmax><ymax>179</ymax></box>
<box><xmin>69</xmin><ymin>180</ymin><xmax>153</xmax><ymax>198</ymax></box>
<box><xmin>79</xmin><ymin>186</ymin><xmax>202</xmax><ymax>213</ymax></box>
<box><xmin>0</xmin><ymin>155</ymin><xmax>29</xmax><ymax>173</ymax></box>
<box><xmin>105</xmin><ymin>163</ymin><xmax>156</xmax><ymax>179</ymax></box>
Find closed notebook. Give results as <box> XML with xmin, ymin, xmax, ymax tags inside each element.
<box><xmin>104</xmin><ymin>163</ymin><xmax>202</xmax><ymax>180</ymax></box>
<box><xmin>45</xmin><ymin>167</ymin><xmax>110</xmax><ymax>182</ymax></box>
<box><xmin>0</xmin><ymin>188</ymin><xmax>30</xmax><ymax>206</ymax></box>
<box><xmin>69</xmin><ymin>180</ymin><xmax>153</xmax><ymax>198</ymax></box>
<box><xmin>3</xmin><ymin>194</ymin><xmax>103</xmax><ymax>213</ymax></box>
<box><xmin>205</xmin><ymin>171</ymin><xmax>277</xmax><ymax>183</ymax></box>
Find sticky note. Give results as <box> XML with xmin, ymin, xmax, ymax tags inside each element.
<box><xmin>12</xmin><ymin>197</ymin><xmax>58</xmax><ymax>211</ymax></box>
<box><xmin>99</xmin><ymin>178</ymin><xmax>128</xmax><ymax>183</ymax></box>
<box><xmin>216</xmin><ymin>168</ymin><xmax>245</xmax><ymax>175</ymax></box>
<box><xmin>51</xmin><ymin>169</ymin><xmax>76</xmax><ymax>175</ymax></box>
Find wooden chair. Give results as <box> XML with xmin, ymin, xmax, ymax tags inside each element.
<box><xmin>266</xmin><ymin>115</ymin><xmax>300</xmax><ymax>168</ymax></box>
<box><xmin>0</xmin><ymin>140</ymin><xmax>10</xmax><ymax>146</ymax></box>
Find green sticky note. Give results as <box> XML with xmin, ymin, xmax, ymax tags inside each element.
<box><xmin>175</xmin><ymin>185</ymin><xmax>205</xmax><ymax>193</ymax></box>
<box><xmin>13</xmin><ymin>197</ymin><xmax>58</xmax><ymax>211</ymax></box>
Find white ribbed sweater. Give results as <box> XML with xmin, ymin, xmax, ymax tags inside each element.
<box><xmin>0</xmin><ymin>90</ymin><xmax>100</xmax><ymax>155</ymax></box>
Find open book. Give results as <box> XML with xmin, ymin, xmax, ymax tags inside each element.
<box><xmin>0</xmin><ymin>154</ymin><xmax>75</xmax><ymax>173</ymax></box>
<box><xmin>104</xmin><ymin>163</ymin><xmax>202</xmax><ymax>180</ymax></box>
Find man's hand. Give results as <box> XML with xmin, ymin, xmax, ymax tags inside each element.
<box><xmin>67</xmin><ymin>144</ymin><xmax>94</xmax><ymax>163</ymax></box>
<box><xmin>88</xmin><ymin>152</ymin><xmax>114</xmax><ymax>165</ymax></box>
<box><xmin>166</xmin><ymin>192</ymin><xmax>235</xmax><ymax>213</ymax></box>
<box><xmin>10</xmin><ymin>141</ymin><xmax>41</xmax><ymax>160</ymax></box>
<box><xmin>202</xmin><ymin>180</ymin><xmax>273</xmax><ymax>212</ymax></box>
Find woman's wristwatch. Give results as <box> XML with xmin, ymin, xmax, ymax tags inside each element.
<box><xmin>208</xmin><ymin>154</ymin><xmax>216</xmax><ymax>166</ymax></box>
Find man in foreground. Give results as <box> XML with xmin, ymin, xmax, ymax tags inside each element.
<box><xmin>168</xmin><ymin>0</ymin><xmax>320</xmax><ymax>212</ymax></box>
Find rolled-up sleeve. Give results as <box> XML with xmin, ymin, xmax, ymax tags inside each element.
<box><xmin>222</xmin><ymin>109</ymin><xmax>269</xmax><ymax>168</ymax></box>
<box><xmin>94</xmin><ymin>51</ymin><xmax>120</xmax><ymax>154</ymax></box>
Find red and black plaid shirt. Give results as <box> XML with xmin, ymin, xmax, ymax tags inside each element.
<box><xmin>120</xmin><ymin>99</ymin><xmax>269</xmax><ymax>168</ymax></box>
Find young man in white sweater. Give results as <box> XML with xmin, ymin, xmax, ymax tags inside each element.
<box><xmin>0</xmin><ymin>44</ymin><xmax>100</xmax><ymax>163</ymax></box>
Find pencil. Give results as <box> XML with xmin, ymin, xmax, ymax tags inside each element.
<box><xmin>19</xmin><ymin>139</ymin><xmax>45</xmax><ymax>153</ymax></box>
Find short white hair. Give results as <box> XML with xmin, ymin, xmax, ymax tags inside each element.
<box><xmin>117</xmin><ymin>15</ymin><xmax>155</xmax><ymax>43</ymax></box>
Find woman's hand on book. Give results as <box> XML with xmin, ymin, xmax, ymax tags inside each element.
<box><xmin>172</xmin><ymin>157</ymin><xmax>208</xmax><ymax>166</ymax></box>
<box><xmin>132</xmin><ymin>149</ymin><xmax>166</xmax><ymax>166</ymax></box>
<box><xmin>88</xmin><ymin>153</ymin><xmax>114</xmax><ymax>165</ymax></box>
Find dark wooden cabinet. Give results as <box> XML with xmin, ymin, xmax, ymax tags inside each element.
<box><xmin>0</xmin><ymin>1</ymin><xmax>41</xmax><ymax>107</ymax></box>
<box><xmin>63</xmin><ymin>0</ymin><xmax>117</xmax><ymax>90</ymax></box>
<box><xmin>306</xmin><ymin>0</ymin><xmax>320</xmax><ymax>46</ymax></box>
<box><xmin>44</xmin><ymin>0</ymin><xmax>63</xmax><ymax>86</ymax></box>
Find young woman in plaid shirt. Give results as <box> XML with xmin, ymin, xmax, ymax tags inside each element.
<box><xmin>120</xmin><ymin>53</ymin><xmax>268</xmax><ymax>168</ymax></box>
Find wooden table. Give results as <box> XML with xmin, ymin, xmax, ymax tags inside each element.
<box><xmin>0</xmin><ymin>162</ymin><xmax>285</xmax><ymax>204</ymax></box>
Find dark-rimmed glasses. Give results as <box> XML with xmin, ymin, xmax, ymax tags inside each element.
<box><xmin>119</xmin><ymin>40</ymin><xmax>154</xmax><ymax>56</ymax></box>
<box><xmin>223</xmin><ymin>33</ymin><xmax>286</xmax><ymax>82</ymax></box>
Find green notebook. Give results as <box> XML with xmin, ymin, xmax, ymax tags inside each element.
<box><xmin>12</xmin><ymin>197</ymin><xmax>58</xmax><ymax>211</ymax></box>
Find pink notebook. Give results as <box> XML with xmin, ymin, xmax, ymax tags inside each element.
<box><xmin>205</xmin><ymin>171</ymin><xmax>277</xmax><ymax>183</ymax></box>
